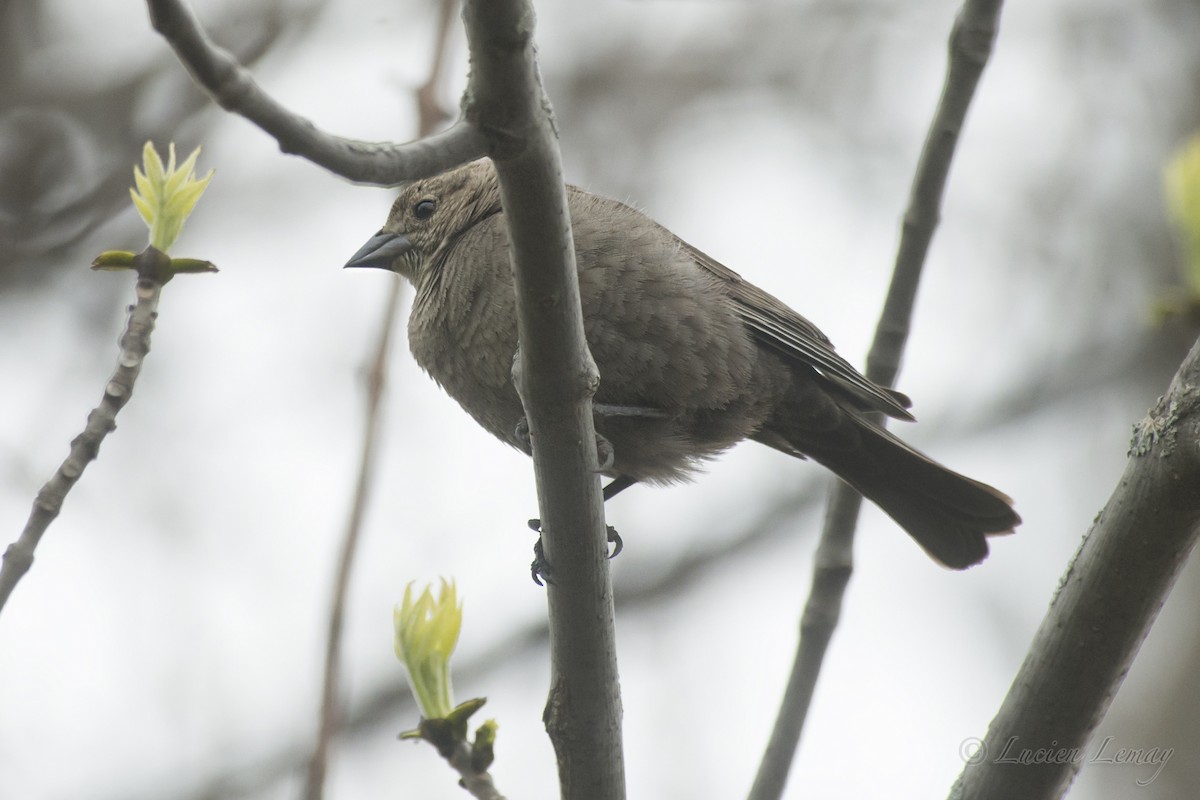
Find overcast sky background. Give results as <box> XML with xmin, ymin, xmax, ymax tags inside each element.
<box><xmin>2</xmin><ymin>0</ymin><xmax>1199</xmax><ymax>798</ymax></box>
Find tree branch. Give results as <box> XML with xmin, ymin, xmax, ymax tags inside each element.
<box><xmin>950</xmin><ymin>334</ymin><xmax>1200</xmax><ymax>798</ymax></box>
<box><xmin>144</xmin><ymin>0</ymin><xmax>487</xmax><ymax>185</ymax></box>
<box><xmin>146</xmin><ymin>0</ymin><xmax>624</xmax><ymax>793</ymax></box>
<box><xmin>302</xmin><ymin>280</ymin><xmax>403</xmax><ymax>800</ymax></box>
<box><xmin>747</xmin><ymin>2</ymin><xmax>1006</xmax><ymax>798</ymax></box>
<box><xmin>460</xmin><ymin>1</ymin><xmax>625</xmax><ymax>797</ymax></box>
<box><xmin>302</xmin><ymin>4</ymin><xmax>459</xmax><ymax>797</ymax></box>
<box><xmin>1</xmin><ymin>250</ymin><xmax>173</xmax><ymax>615</ymax></box>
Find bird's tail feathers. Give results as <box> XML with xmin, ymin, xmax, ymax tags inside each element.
<box><xmin>809</xmin><ymin>419</ymin><xmax>1019</xmax><ymax>569</ymax></box>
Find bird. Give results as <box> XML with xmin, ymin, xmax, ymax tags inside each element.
<box><xmin>345</xmin><ymin>159</ymin><xmax>1019</xmax><ymax>569</ymax></box>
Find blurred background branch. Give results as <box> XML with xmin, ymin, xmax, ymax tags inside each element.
<box><xmin>301</xmin><ymin>1</ymin><xmax>457</xmax><ymax>797</ymax></box>
<box><xmin>749</xmin><ymin>4</ymin><xmax>1006</xmax><ymax>798</ymax></box>
<box><xmin>0</xmin><ymin>0</ymin><xmax>320</xmax><ymax>293</ymax></box>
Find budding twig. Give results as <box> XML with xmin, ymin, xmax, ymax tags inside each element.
<box><xmin>0</xmin><ymin>249</ymin><xmax>205</xmax><ymax>616</ymax></box>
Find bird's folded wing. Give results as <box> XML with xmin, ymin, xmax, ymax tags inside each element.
<box><xmin>679</xmin><ymin>241</ymin><xmax>915</xmax><ymax>421</ymax></box>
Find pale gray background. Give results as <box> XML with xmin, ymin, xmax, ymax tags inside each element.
<box><xmin>2</xmin><ymin>0</ymin><xmax>1198</xmax><ymax>798</ymax></box>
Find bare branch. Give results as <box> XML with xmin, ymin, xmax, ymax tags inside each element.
<box><xmin>459</xmin><ymin>0</ymin><xmax>626</xmax><ymax>796</ymax></box>
<box><xmin>144</xmin><ymin>0</ymin><xmax>486</xmax><ymax>185</ymax></box>
<box><xmin>748</xmin><ymin>2</ymin><xmax>1006</xmax><ymax>798</ymax></box>
<box><xmin>302</xmin><ymin>281</ymin><xmax>404</xmax><ymax>800</ymax></box>
<box><xmin>145</xmin><ymin>0</ymin><xmax>623</xmax><ymax>792</ymax></box>
<box><xmin>302</xmin><ymin>3</ymin><xmax>459</xmax><ymax>797</ymax></box>
<box><xmin>951</xmin><ymin>334</ymin><xmax>1200</xmax><ymax>798</ymax></box>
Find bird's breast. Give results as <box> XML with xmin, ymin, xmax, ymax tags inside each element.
<box><xmin>408</xmin><ymin>255</ymin><xmax>527</xmax><ymax>449</ymax></box>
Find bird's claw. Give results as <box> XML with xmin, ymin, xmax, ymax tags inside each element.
<box><xmin>527</xmin><ymin>518</ymin><xmax>623</xmax><ymax>585</ymax></box>
<box><xmin>529</xmin><ymin>519</ymin><xmax>551</xmax><ymax>586</ymax></box>
<box><xmin>606</xmin><ymin>525</ymin><xmax>623</xmax><ymax>559</ymax></box>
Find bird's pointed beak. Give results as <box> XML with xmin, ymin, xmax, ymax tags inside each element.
<box><xmin>344</xmin><ymin>231</ymin><xmax>413</xmax><ymax>270</ymax></box>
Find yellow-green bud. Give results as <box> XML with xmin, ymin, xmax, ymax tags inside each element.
<box><xmin>130</xmin><ymin>141</ymin><xmax>214</xmax><ymax>254</ymax></box>
<box><xmin>393</xmin><ymin>579</ymin><xmax>462</xmax><ymax>720</ymax></box>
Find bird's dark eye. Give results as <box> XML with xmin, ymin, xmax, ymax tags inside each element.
<box><xmin>413</xmin><ymin>199</ymin><xmax>437</xmax><ymax>220</ymax></box>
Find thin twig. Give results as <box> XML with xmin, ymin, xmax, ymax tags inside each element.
<box><xmin>301</xmin><ymin>279</ymin><xmax>401</xmax><ymax>800</ymax></box>
<box><xmin>0</xmin><ymin>252</ymin><xmax>171</xmax><ymax>615</ymax></box>
<box><xmin>144</xmin><ymin>0</ymin><xmax>486</xmax><ymax>185</ymax></box>
<box><xmin>441</xmin><ymin>739</ymin><xmax>507</xmax><ymax>800</ymax></box>
<box><xmin>747</xmin><ymin>3</ymin><xmax>1006</xmax><ymax>799</ymax></box>
<box><xmin>301</xmin><ymin>3</ymin><xmax>459</xmax><ymax>798</ymax></box>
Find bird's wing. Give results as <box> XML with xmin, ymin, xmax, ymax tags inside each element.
<box><xmin>678</xmin><ymin>240</ymin><xmax>915</xmax><ymax>421</ymax></box>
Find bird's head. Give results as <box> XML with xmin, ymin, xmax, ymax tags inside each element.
<box><xmin>344</xmin><ymin>159</ymin><xmax>502</xmax><ymax>283</ymax></box>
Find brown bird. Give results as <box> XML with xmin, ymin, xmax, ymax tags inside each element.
<box><xmin>346</xmin><ymin>160</ymin><xmax>1019</xmax><ymax>568</ymax></box>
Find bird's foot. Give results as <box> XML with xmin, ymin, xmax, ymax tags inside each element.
<box><xmin>527</xmin><ymin>519</ymin><xmax>624</xmax><ymax>586</ymax></box>
<box><xmin>529</xmin><ymin>520</ymin><xmax>552</xmax><ymax>586</ymax></box>
<box><xmin>606</xmin><ymin>524</ymin><xmax>623</xmax><ymax>558</ymax></box>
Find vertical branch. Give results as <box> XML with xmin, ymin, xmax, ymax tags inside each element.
<box><xmin>461</xmin><ymin>0</ymin><xmax>626</xmax><ymax>796</ymax></box>
<box><xmin>301</xmin><ymin>281</ymin><xmax>401</xmax><ymax>800</ymax></box>
<box><xmin>148</xmin><ymin>0</ymin><xmax>624</xmax><ymax>795</ymax></box>
<box><xmin>747</xmin><ymin>3</ymin><xmax>1005</xmax><ymax>799</ymax></box>
<box><xmin>301</xmin><ymin>4</ymin><xmax>457</xmax><ymax>797</ymax></box>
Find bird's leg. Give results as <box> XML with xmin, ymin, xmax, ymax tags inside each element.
<box><xmin>590</xmin><ymin>402</ymin><xmax>665</xmax><ymax>484</ymax></box>
<box><xmin>527</xmin><ymin>474</ymin><xmax>630</xmax><ymax>571</ymax></box>
<box><xmin>593</xmin><ymin>403</ymin><xmax>670</xmax><ymax>419</ymax></box>
<box><xmin>520</xmin><ymin>403</ymin><xmax>656</xmax><ymax>583</ymax></box>
<box><xmin>602</xmin><ymin>475</ymin><xmax>637</xmax><ymax>500</ymax></box>
<box><xmin>528</xmin><ymin>479</ymin><xmax>628</xmax><ymax>583</ymax></box>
